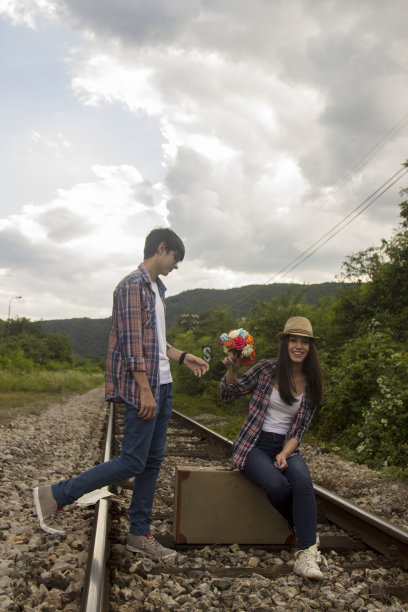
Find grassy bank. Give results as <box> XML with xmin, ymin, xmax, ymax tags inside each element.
<box><xmin>0</xmin><ymin>370</ymin><xmax>104</xmax><ymax>422</ymax></box>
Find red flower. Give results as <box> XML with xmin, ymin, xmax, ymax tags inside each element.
<box><xmin>240</xmin><ymin>357</ymin><xmax>251</xmax><ymax>366</ymax></box>
<box><xmin>232</xmin><ymin>335</ymin><xmax>246</xmax><ymax>351</ymax></box>
<box><xmin>241</xmin><ymin>350</ymin><xmax>255</xmax><ymax>366</ymax></box>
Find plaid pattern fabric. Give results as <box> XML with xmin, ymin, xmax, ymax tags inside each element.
<box><xmin>105</xmin><ymin>263</ymin><xmax>168</xmax><ymax>408</ymax></box>
<box><xmin>220</xmin><ymin>359</ymin><xmax>316</xmax><ymax>470</ymax></box>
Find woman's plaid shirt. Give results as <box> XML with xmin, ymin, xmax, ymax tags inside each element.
<box><xmin>105</xmin><ymin>263</ymin><xmax>170</xmax><ymax>409</ymax></box>
<box><xmin>220</xmin><ymin>359</ymin><xmax>316</xmax><ymax>470</ymax></box>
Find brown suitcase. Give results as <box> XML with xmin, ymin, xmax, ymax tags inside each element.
<box><xmin>173</xmin><ymin>466</ymin><xmax>294</xmax><ymax>545</ymax></box>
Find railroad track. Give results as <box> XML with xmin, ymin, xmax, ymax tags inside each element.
<box><xmin>80</xmin><ymin>404</ymin><xmax>408</xmax><ymax>610</ymax></box>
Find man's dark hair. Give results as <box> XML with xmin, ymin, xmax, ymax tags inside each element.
<box><xmin>144</xmin><ymin>227</ymin><xmax>185</xmax><ymax>262</ymax></box>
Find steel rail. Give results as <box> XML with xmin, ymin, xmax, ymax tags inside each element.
<box><xmin>81</xmin><ymin>402</ymin><xmax>114</xmax><ymax>612</ymax></box>
<box><xmin>80</xmin><ymin>406</ymin><xmax>408</xmax><ymax>610</ymax></box>
<box><xmin>314</xmin><ymin>484</ymin><xmax>408</xmax><ymax>568</ymax></box>
<box><xmin>172</xmin><ymin>409</ymin><xmax>408</xmax><ymax>568</ymax></box>
<box><xmin>172</xmin><ymin>409</ymin><xmax>234</xmax><ymax>447</ymax></box>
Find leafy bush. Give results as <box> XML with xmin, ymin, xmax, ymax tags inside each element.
<box><xmin>310</xmin><ymin>321</ymin><xmax>408</xmax><ymax>477</ymax></box>
<box><xmin>313</xmin><ymin>322</ymin><xmax>402</xmax><ymax>436</ymax></box>
<box><xmin>351</xmin><ymin>353</ymin><xmax>408</xmax><ymax>470</ymax></box>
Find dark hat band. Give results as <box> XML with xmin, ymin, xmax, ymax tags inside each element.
<box><xmin>286</xmin><ymin>328</ymin><xmax>313</xmax><ymax>336</ymax></box>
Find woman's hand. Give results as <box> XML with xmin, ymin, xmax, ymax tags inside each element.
<box><xmin>274</xmin><ymin>451</ymin><xmax>288</xmax><ymax>471</ymax></box>
<box><xmin>223</xmin><ymin>351</ymin><xmax>241</xmax><ymax>370</ymax></box>
<box><xmin>223</xmin><ymin>351</ymin><xmax>241</xmax><ymax>383</ymax></box>
<box><xmin>274</xmin><ymin>438</ymin><xmax>299</xmax><ymax>470</ymax></box>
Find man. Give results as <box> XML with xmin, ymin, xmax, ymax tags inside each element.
<box><xmin>33</xmin><ymin>228</ymin><xmax>209</xmax><ymax>559</ymax></box>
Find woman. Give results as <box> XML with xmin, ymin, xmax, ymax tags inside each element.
<box><xmin>220</xmin><ymin>316</ymin><xmax>324</xmax><ymax>579</ymax></box>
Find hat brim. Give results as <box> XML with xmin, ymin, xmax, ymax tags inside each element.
<box><xmin>277</xmin><ymin>331</ymin><xmax>319</xmax><ymax>341</ymax></box>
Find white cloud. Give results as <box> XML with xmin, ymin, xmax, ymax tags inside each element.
<box><xmin>0</xmin><ymin>0</ymin><xmax>56</xmax><ymax>27</ymax></box>
<box><xmin>71</xmin><ymin>54</ymin><xmax>164</xmax><ymax>115</ymax></box>
<box><xmin>1</xmin><ymin>163</ymin><xmax>166</xmax><ymax>250</ymax></box>
<box><xmin>1</xmin><ymin>0</ymin><xmax>407</xmax><ymax>321</ymax></box>
<box><xmin>0</xmin><ymin>164</ymin><xmax>170</xmax><ymax>319</ymax></box>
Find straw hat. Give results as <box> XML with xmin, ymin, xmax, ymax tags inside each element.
<box><xmin>277</xmin><ymin>316</ymin><xmax>319</xmax><ymax>340</ymax></box>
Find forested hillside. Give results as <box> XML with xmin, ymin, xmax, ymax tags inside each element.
<box><xmin>43</xmin><ymin>317</ymin><xmax>111</xmax><ymax>359</ymax></box>
<box><xmin>165</xmin><ymin>282</ymin><xmax>347</xmax><ymax>327</ymax></box>
<box><xmin>39</xmin><ymin>282</ymin><xmax>347</xmax><ymax>357</ymax></box>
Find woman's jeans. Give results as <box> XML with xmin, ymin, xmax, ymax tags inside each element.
<box><xmin>52</xmin><ymin>383</ymin><xmax>173</xmax><ymax>535</ymax></box>
<box><xmin>242</xmin><ymin>430</ymin><xmax>317</xmax><ymax>549</ymax></box>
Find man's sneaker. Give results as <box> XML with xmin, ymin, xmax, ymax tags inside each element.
<box><xmin>293</xmin><ymin>543</ymin><xmax>324</xmax><ymax>580</ymax></box>
<box><xmin>33</xmin><ymin>485</ymin><xmax>65</xmax><ymax>536</ymax></box>
<box><xmin>126</xmin><ymin>534</ymin><xmax>177</xmax><ymax>560</ymax></box>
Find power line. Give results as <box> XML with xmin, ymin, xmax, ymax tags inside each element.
<box><xmin>266</xmin><ymin>165</ymin><xmax>407</xmax><ymax>283</ymax></box>
<box><xmin>280</xmin><ymin>167</ymin><xmax>408</xmax><ymax>278</ymax></box>
<box><xmin>274</xmin><ymin>112</ymin><xmax>408</xmax><ymax>250</ymax></box>
<box><xmin>196</xmin><ymin>164</ymin><xmax>407</xmax><ymax>325</ymax></box>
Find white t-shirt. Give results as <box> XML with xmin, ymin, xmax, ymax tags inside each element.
<box><xmin>151</xmin><ymin>282</ymin><xmax>172</xmax><ymax>385</ymax></box>
<box><xmin>262</xmin><ymin>387</ymin><xmax>302</xmax><ymax>435</ymax></box>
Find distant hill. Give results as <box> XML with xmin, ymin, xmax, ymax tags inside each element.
<box><xmin>43</xmin><ymin>282</ymin><xmax>346</xmax><ymax>357</ymax></box>
<box><xmin>165</xmin><ymin>282</ymin><xmax>345</xmax><ymax>327</ymax></box>
<box><xmin>43</xmin><ymin>317</ymin><xmax>112</xmax><ymax>359</ymax></box>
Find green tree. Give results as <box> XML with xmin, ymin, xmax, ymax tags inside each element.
<box><xmin>245</xmin><ymin>288</ymin><xmax>314</xmax><ymax>360</ymax></box>
<box><xmin>0</xmin><ymin>317</ymin><xmax>74</xmax><ymax>369</ymax></box>
<box><xmin>332</xmin><ymin>189</ymin><xmax>408</xmax><ymax>346</ymax></box>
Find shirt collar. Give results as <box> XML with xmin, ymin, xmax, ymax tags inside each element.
<box><xmin>138</xmin><ymin>263</ymin><xmax>167</xmax><ymax>296</ymax></box>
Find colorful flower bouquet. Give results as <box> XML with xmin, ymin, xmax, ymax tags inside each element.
<box><xmin>219</xmin><ymin>328</ymin><xmax>255</xmax><ymax>366</ymax></box>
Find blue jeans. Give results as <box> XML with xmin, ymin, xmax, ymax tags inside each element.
<box><xmin>242</xmin><ymin>430</ymin><xmax>317</xmax><ymax>549</ymax></box>
<box><xmin>52</xmin><ymin>383</ymin><xmax>173</xmax><ymax>535</ymax></box>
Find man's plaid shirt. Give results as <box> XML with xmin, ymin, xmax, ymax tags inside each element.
<box><xmin>105</xmin><ymin>263</ymin><xmax>170</xmax><ymax>409</ymax></box>
<box><xmin>220</xmin><ymin>359</ymin><xmax>316</xmax><ymax>470</ymax></box>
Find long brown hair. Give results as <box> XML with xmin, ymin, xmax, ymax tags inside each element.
<box><xmin>275</xmin><ymin>336</ymin><xmax>323</xmax><ymax>408</ymax></box>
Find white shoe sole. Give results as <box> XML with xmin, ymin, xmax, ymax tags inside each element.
<box><xmin>294</xmin><ymin>568</ymin><xmax>324</xmax><ymax>580</ymax></box>
<box><xmin>33</xmin><ymin>487</ymin><xmax>65</xmax><ymax>536</ymax></box>
<box><xmin>126</xmin><ymin>542</ymin><xmax>176</xmax><ymax>559</ymax></box>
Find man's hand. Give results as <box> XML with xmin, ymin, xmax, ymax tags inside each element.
<box><xmin>183</xmin><ymin>354</ymin><xmax>210</xmax><ymax>377</ymax></box>
<box><xmin>132</xmin><ymin>371</ymin><xmax>157</xmax><ymax>420</ymax></box>
<box><xmin>138</xmin><ymin>388</ymin><xmax>157</xmax><ymax>420</ymax></box>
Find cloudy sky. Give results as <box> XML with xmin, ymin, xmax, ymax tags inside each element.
<box><xmin>1</xmin><ymin>0</ymin><xmax>407</xmax><ymax>321</ymax></box>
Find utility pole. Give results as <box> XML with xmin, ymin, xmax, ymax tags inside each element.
<box><xmin>6</xmin><ymin>296</ymin><xmax>22</xmax><ymax>352</ymax></box>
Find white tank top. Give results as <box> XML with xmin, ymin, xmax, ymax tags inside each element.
<box><xmin>151</xmin><ymin>282</ymin><xmax>172</xmax><ymax>385</ymax></box>
<box><xmin>262</xmin><ymin>387</ymin><xmax>302</xmax><ymax>435</ymax></box>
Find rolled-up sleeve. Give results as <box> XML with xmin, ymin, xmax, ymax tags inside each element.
<box><xmin>220</xmin><ymin>361</ymin><xmax>268</xmax><ymax>401</ymax></box>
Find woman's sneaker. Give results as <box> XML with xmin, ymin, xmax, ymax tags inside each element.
<box><xmin>126</xmin><ymin>534</ymin><xmax>177</xmax><ymax>560</ymax></box>
<box><xmin>293</xmin><ymin>543</ymin><xmax>324</xmax><ymax>580</ymax></box>
<box><xmin>33</xmin><ymin>485</ymin><xmax>65</xmax><ymax>536</ymax></box>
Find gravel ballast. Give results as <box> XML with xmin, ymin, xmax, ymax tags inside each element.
<box><xmin>1</xmin><ymin>388</ymin><xmax>407</xmax><ymax>611</ymax></box>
